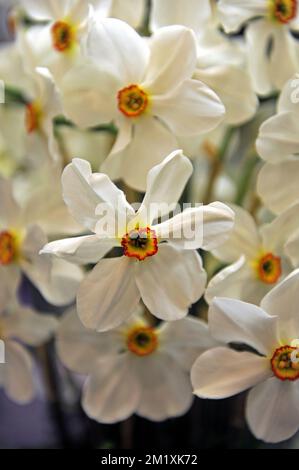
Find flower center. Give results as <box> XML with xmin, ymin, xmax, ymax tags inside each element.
<box><xmin>121</xmin><ymin>226</ymin><xmax>158</xmax><ymax>261</ymax></box>
<box><xmin>25</xmin><ymin>102</ymin><xmax>42</xmax><ymax>134</ymax></box>
<box><xmin>271</xmin><ymin>345</ymin><xmax>299</xmax><ymax>381</ymax></box>
<box><xmin>0</xmin><ymin>231</ymin><xmax>18</xmax><ymax>265</ymax></box>
<box><xmin>117</xmin><ymin>84</ymin><xmax>149</xmax><ymax>117</ymax></box>
<box><xmin>256</xmin><ymin>252</ymin><xmax>282</xmax><ymax>284</ymax></box>
<box><xmin>51</xmin><ymin>20</ymin><xmax>75</xmax><ymax>52</ymax></box>
<box><xmin>269</xmin><ymin>0</ymin><xmax>297</xmax><ymax>24</ymax></box>
<box><xmin>127</xmin><ymin>326</ymin><xmax>158</xmax><ymax>356</ymax></box>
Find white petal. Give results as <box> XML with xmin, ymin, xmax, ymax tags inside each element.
<box><xmin>150</xmin><ymin>0</ymin><xmax>211</xmax><ymax>33</ymax></box>
<box><xmin>77</xmin><ymin>257</ymin><xmax>140</xmax><ymax>331</ymax></box>
<box><xmin>4</xmin><ymin>308</ymin><xmax>57</xmax><ymax>347</ymax></box>
<box><xmin>285</xmin><ymin>231</ymin><xmax>299</xmax><ymax>267</ymax></box>
<box><xmin>62</xmin><ymin>158</ymin><xmax>133</xmax><ymax>232</ymax></box>
<box><xmin>218</xmin><ymin>0</ymin><xmax>267</xmax><ymax>33</ymax></box>
<box><xmin>269</xmin><ymin>28</ymin><xmax>298</xmax><ymax>92</ymax></box>
<box><xmin>143</xmin><ymin>25</ymin><xmax>197</xmax><ymax>95</ymax></box>
<box><xmin>61</xmin><ymin>64</ymin><xmax>118</xmax><ymax>128</ymax></box>
<box><xmin>261</xmin><ymin>269</ymin><xmax>299</xmax><ymax>342</ymax></box>
<box><xmin>212</xmin><ymin>204</ymin><xmax>260</xmax><ymax>263</ymax></box>
<box><xmin>68</xmin><ymin>0</ymin><xmax>89</xmax><ymax>24</ymax></box>
<box><xmin>257</xmin><ymin>161</ymin><xmax>299</xmax><ymax>214</ymax></box>
<box><xmin>246</xmin><ymin>378</ymin><xmax>299</xmax><ymax>443</ymax></box>
<box><xmin>35</xmin><ymin>258</ymin><xmax>83</xmax><ymax>306</ymax></box>
<box><xmin>260</xmin><ymin>201</ymin><xmax>299</xmax><ymax>254</ymax></box>
<box><xmin>155</xmin><ymin>202</ymin><xmax>234</xmax><ymax>250</ymax></box>
<box><xmin>136</xmin><ymin>352</ymin><xmax>193</xmax><ymax>421</ymax></box>
<box><xmin>152</xmin><ymin>79</ymin><xmax>225</xmax><ymax>136</ymax></box>
<box><xmin>137</xmin><ymin>149</ymin><xmax>193</xmax><ymax>224</ymax></box>
<box><xmin>101</xmin><ymin>116</ymin><xmax>178</xmax><ymax>192</ymax></box>
<box><xmin>278</xmin><ymin>75</ymin><xmax>299</xmax><ymax>113</ymax></box>
<box><xmin>82</xmin><ymin>353</ymin><xmax>141</xmax><ymax>423</ymax></box>
<box><xmin>257</xmin><ymin>111</ymin><xmax>299</xmax><ymax>163</ymax></box>
<box><xmin>0</xmin><ymin>177</ymin><xmax>21</xmax><ymax>228</ymax></box>
<box><xmin>86</xmin><ymin>18</ymin><xmax>148</xmax><ymax>86</ymax></box>
<box><xmin>206</xmin><ymin>256</ymin><xmax>272</xmax><ymax>305</ymax></box>
<box><xmin>0</xmin><ymin>266</ymin><xmax>21</xmax><ymax>307</ymax></box>
<box><xmin>246</xmin><ymin>19</ymin><xmax>273</xmax><ymax>96</ymax></box>
<box><xmin>135</xmin><ymin>244</ymin><xmax>206</xmax><ymax>321</ymax></box>
<box><xmin>3</xmin><ymin>341</ymin><xmax>35</xmax><ymax>404</ymax></box>
<box><xmin>209</xmin><ymin>297</ymin><xmax>279</xmax><ymax>356</ymax></box>
<box><xmin>195</xmin><ymin>65</ymin><xmax>258</xmax><ymax>125</ymax></box>
<box><xmin>191</xmin><ymin>347</ymin><xmax>271</xmax><ymax>398</ymax></box>
<box><xmin>158</xmin><ymin>316</ymin><xmax>219</xmax><ymax>369</ymax></box>
<box><xmin>41</xmin><ymin>234</ymin><xmax>116</xmax><ymax>264</ymax></box>
<box><xmin>57</xmin><ymin>309</ymin><xmax>122</xmax><ymax>374</ymax></box>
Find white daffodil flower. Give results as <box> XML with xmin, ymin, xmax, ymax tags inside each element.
<box><xmin>0</xmin><ymin>300</ymin><xmax>58</xmax><ymax>404</ymax></box>
<box><xmin>218</xmin><ymin>0</ymin><xmax>299</xmax><ymax>95</ymax></box>
<box><xmin>206</xmin><ymin>203</ymin><xmax>299</xmax><ymax>305</ymax></box>
<box><xmin>1</xmin><ymin>39</ymin><xmax>62</xmax><ymax>165</ymax></box>
<box><xmin>19</xmin><ymin>0</ymin><xmax>91</xmax><ymax>80</ymax></box>
<box><xmin>150</xmin><ymin>0</ymin><xmax>213</xmax><ymax>34</ymax></box>
<box><xmin>192</xmin><ymin>269</ymin><xmax>299</xmax><ymax>443</ymax></box>
<box><xmin>57</xmin><ymin>307</ymin><xmax>218</xmax><ymax>423</ymax></box>
<box><xmin>0</xmin><ymin>176</ymin><xmax>83</xmax><ymax>307</ymax></box>
<box><xmin>257</xmin><ymin>76</ymin><xmax>299</xmax><ymax>213</ymax></box>
<box><xmin>41</xmin><ymin>150</ymin><xmax>235</xmax><ymax>332</ymax></box>
<box><xmin>61</xmin><ymin>18</ymin><xmax>225</xmax><ymax>190</ymax></box>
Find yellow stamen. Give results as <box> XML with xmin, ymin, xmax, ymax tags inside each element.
<box><xmin>25</xmin><ymin>101</ymin><xmax>42</xmax><ymax>134</ymax></box>
<box><xmin>117</xmin><ymin>84</ymin><xmax>149</xmax><ymax>118</ymax></box>
<box><xmin>268</xmin><ymin>0</ymin><xmax>297</xmax><ymax>24</ymax></box>
<box><xmin>0</xmin><ymin>230</ymin><xmax>20</xmax><ymax>265</ymax></box>
<box><xmin>121</xmin><ymin>226</ymin><xmax>158</xmax><ymax>261</ymax></box>
<box><xmin>127</xmin><ymin>326</ymin><xmax>158</xmax><ymax>357</ymax></box>
<box><xmin>271</xmin><ymin>345</ymin><xmax>299</xmax><ymax>381</ymax></box>
<box><xmin>51</xmin><ymin>20</ymin><xmax>76</xmax><ymax>53</ymax></box>
<box><xmin>253</xmin><ymin>252</ymin><xmax>282</xmax><ymax>284</ymax></box>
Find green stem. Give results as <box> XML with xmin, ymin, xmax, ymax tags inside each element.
<box><xmin>234</xmin><ymin>153</ymin><xmax>260</xmax><ymax>206</ymax></box>
<box><xmin>203</xmin><ymin>126</ymin><xmax>235</xmax><ymax>204</ymax></box>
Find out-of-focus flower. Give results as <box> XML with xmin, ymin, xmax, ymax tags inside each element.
<box><xmin>19</xmin><ymin>0</ymin><xmax>91</xmax><ymax>80</ymax></box>
<box><xmin>195</xmin><ymin>36</ymin><xmax>258</xmax><ymax>125</ymax></box>
<box><xmin>61</xmin><ymin>19</ymin><xmax>225</xmax><ymax>190</ymax></box>
<box><xmin>218</xmin><ymin>0</ymin><xmax>299</xmax><ymax>95</ymax></box>
<box><xmin>93</xmin><ymin>0</ymin><xmax>146</xmax><ymax>29</ymax></box>
<box><xmin>150</xmin><ymin>0</ymin><xmax>213</xmax><ymax>34</ymax></box>
<box><xmin>206</xmin><ymin>203</ymin><xmax>299</xmax><ymax>304</ymax></box>
<box><xmin>192</xmin><ymin>269</ymin><xmax>299</xmax><ymax>443</ymax></box>
<box><xmin>257</xmin><ymin>75</ymin><xmax>299</xmax><ymax>213</ymax></box>
<box><xmin>57</xmin><ymin>307</ymin><xmax>218</xmax><ymax>423</ymax></box>
<box><xmin>42</xmin><ymin>151</ymin><xmax>234</xmax><ymax>331</ymax></box>
<box><xmin>0</xmin><ymin>176</ymin><xmax>82</xmax><ymax>306</ymax></box>
<box><xmin>0</xmin><ymin>300</ymin><xmax>57</xmax><ymax>404</ymax></box>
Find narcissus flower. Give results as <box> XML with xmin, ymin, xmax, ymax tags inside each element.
<box><xmin>257</xmin><ymin>76</ymin><xmax>299</xmax><ymax>213</ymax></box>
<box><xmin>0</xmin><ymin>300</ymin><xmax>57</xmax><ymax>404</ymax></box>
<box><xmin>61</xmin><ymin>18</ymin><xmax>225</xmax><ymax>190</ymax></box>
<box><xmin>19</xmin><ymin>0</ymin><xmax>91</xmax><ymax>79</ymax></box>
<box><xmin>57</xmin><ymin>307</ymin><xmax>218</xmax><ymax>423</ymax></box>
<box><xmin>218</xmin><ymin>0</ymin><xmax>299</xmax><ymax>95</ymax></box>
<box><xmin>192</xmin><ymin>269</ymin><xmax>299</xmax><ymax>443</ymax></box>
<box><xmin>0</xmin><ymin>176</ymin><xmax>82</xmax><ymax>307</ymax></box>
<box><xmin>41</xmin><ymin>150</ymin><xmax>234</xmax><ymax>331</ymax></box>
<box><xmin>206</xmin><ymin>204</ymin><xmax>299</xmax><ymax>304</ymax></box>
